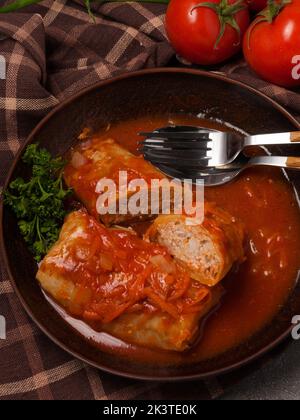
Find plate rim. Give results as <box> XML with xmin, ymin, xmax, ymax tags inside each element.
<box><xmin>1</xmin><ymin>67</ymin><xmax>300</xmax><ymax>382</ymax></box>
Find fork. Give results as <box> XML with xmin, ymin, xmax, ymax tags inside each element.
<box><xmin>139</xmin><ymin>126</ymin><xmax>300</xmax><ymax>168</ymax></box>
<box><xmin>153</xmin><ymin>155</ymin><xmax>300</xmax><ymax>187</ymax></box>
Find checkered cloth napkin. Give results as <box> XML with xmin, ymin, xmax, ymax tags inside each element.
<box><xmin>0</xmin><ymin>0</ymin><xmax>299</xmax><ymax>401</ymax></box>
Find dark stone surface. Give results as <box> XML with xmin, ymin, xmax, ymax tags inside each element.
<box><xmin>220</xmin><ymin>340</ymin><xmax>300</xmax><ymax>400</ymax></box>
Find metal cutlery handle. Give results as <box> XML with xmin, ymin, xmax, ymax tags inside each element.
<box><xmin>245</xmin><ymin>132</ymin><xmax>300</xmax><ymax>147</ymax></box>
<box><xmin>246</xmin><ymin>156</ymin><xmax>300</xmax><ymax>169</ymax></box>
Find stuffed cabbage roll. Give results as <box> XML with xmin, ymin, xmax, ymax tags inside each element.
<box><xmin>145</xmin><ymin>203</ymin><xmax>245</xmax><ymax>287</ymax></box>
<box><xmin>64</xmin><ymin>138</ymin><xmax>166</xmax><ymax>226</ymax></box>
<box><xmin>37</xmin><ymin>210</ymin><xmax>222</xmax><ymax>351</ymax></box>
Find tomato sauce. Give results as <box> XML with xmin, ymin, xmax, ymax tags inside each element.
<box><xmin>57</xmin><ymin>114</ymin><xmax>300</xmax><ymax>365</ymax></box>
<box><xmin>44</xmin><ymin>209</ymin><xmax>212</xmax><ymax>324</ymax></box>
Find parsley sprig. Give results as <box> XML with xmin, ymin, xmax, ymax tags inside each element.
<box><xmin>3</xmin><ymin>144</ymin><xmax>72</xmax><ymax>262</ymax></box>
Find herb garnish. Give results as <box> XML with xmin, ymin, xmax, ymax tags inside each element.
<box><xmin>3</xmin><ymin>144</ymin><xmax>72</xmax><ymax>262</ymax></box>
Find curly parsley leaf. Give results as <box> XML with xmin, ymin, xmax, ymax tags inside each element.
<box><xmin>3</xmin><ymin>144</ymin><xmax>72</xmax><ymax>262</ymax></box>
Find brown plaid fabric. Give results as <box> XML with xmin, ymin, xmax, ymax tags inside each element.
<box><xmin>0</xmin><ymin>0</ymin><xmax>299</xmax><ymax>401</ymax></box>
<box><xmin>220</xmin><ymin>59</ymin><xmax>300</xmax><ymax>122</ymax></box>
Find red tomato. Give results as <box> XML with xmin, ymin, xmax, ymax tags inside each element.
<box><xmin>246</xmin><ymin>0</ymin><xmax>267</xmax><ymax>11</ymax></box>
<box><xmin>166</xmin><ymin>0</ymin><xmax>250</xmax><ymax>65</ymax></box>
<box><xmin>243</xmin><ymin>0</ymin><xmax>300</xmax><ymax>87</ymax></box>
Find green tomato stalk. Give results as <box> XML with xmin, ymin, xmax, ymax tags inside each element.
<box><xmin>246</xmin><ymin>0</ymin><xmax>291</xmax><ymax>48</ymax></box>
<box><xmin>191</xmin><ymin>0</ymin><xmax>248</xmax><ymax>50</ymax></box>
<box><xmin>260</xmin><ymin>0</ymin><xmax>291</xmax><ymax>23</ymax></box>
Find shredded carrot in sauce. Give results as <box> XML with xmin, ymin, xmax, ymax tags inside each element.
<box><xmin>44</xmin><ymin>210</ymin><xmax>211</xmax><ymax>323</ymax></box>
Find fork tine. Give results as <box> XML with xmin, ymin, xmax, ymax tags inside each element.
<box><xmin>142</xmin><ymin>147</ymin><xmax>212</xmax><ymax>159</ymax></box>
<box><xmin>143</xmin><ymin>153</ymin><xmax>211</xmax><ymax>167</ymax></box>
<box><xmin>139</xmin><ymin>131</ymin><xmax>212</xmax><ymax>140</ymax></box>
<box><xmin>145</xmin><ymin>158</ymin><xmax>211</xmax><ymax>168</ymax></box>
<box><xmin>140</xmin><ymin>151</ymin><xmax>212</xmax><ymax>160</ymax></box>
<box><xmin>139</xmin><ymin>138</ymin><xmax>212</xmax><ymax>144</ymax></box>
<box><xmin>142</xmin><ymin>148</ymin><xmax>211</xmax><ymax>159</ymax></box>
<box><xmin>138</xmin><ymin>142</ymin><xmax>212</xmax><ymax>151</ymax></box>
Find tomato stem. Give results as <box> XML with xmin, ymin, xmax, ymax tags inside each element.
<box><xmin>191</xmin><ymin>0</ymin><xmax>247</xmax><ymax>49</ymax></box>
<box><xmin>246</xmin><ymin>0</ymin><xmax>291</xmax><ymax>49</ymax></box>
<box><xmin>261</xmin><ymin>0</ymin><xmax>291</xmax><ymax>22</ymax></box>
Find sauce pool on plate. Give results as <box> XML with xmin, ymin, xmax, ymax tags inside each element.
<box><xmin>54</xmin><ymin>114</ymin><xmax>300</xmax><ymax>366</ymax></box>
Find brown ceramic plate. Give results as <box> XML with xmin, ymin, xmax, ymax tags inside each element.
<box><xmin>1</xmin><ymin>68</ymin><xmax>300</xmax><ymax>381</ymax></box>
